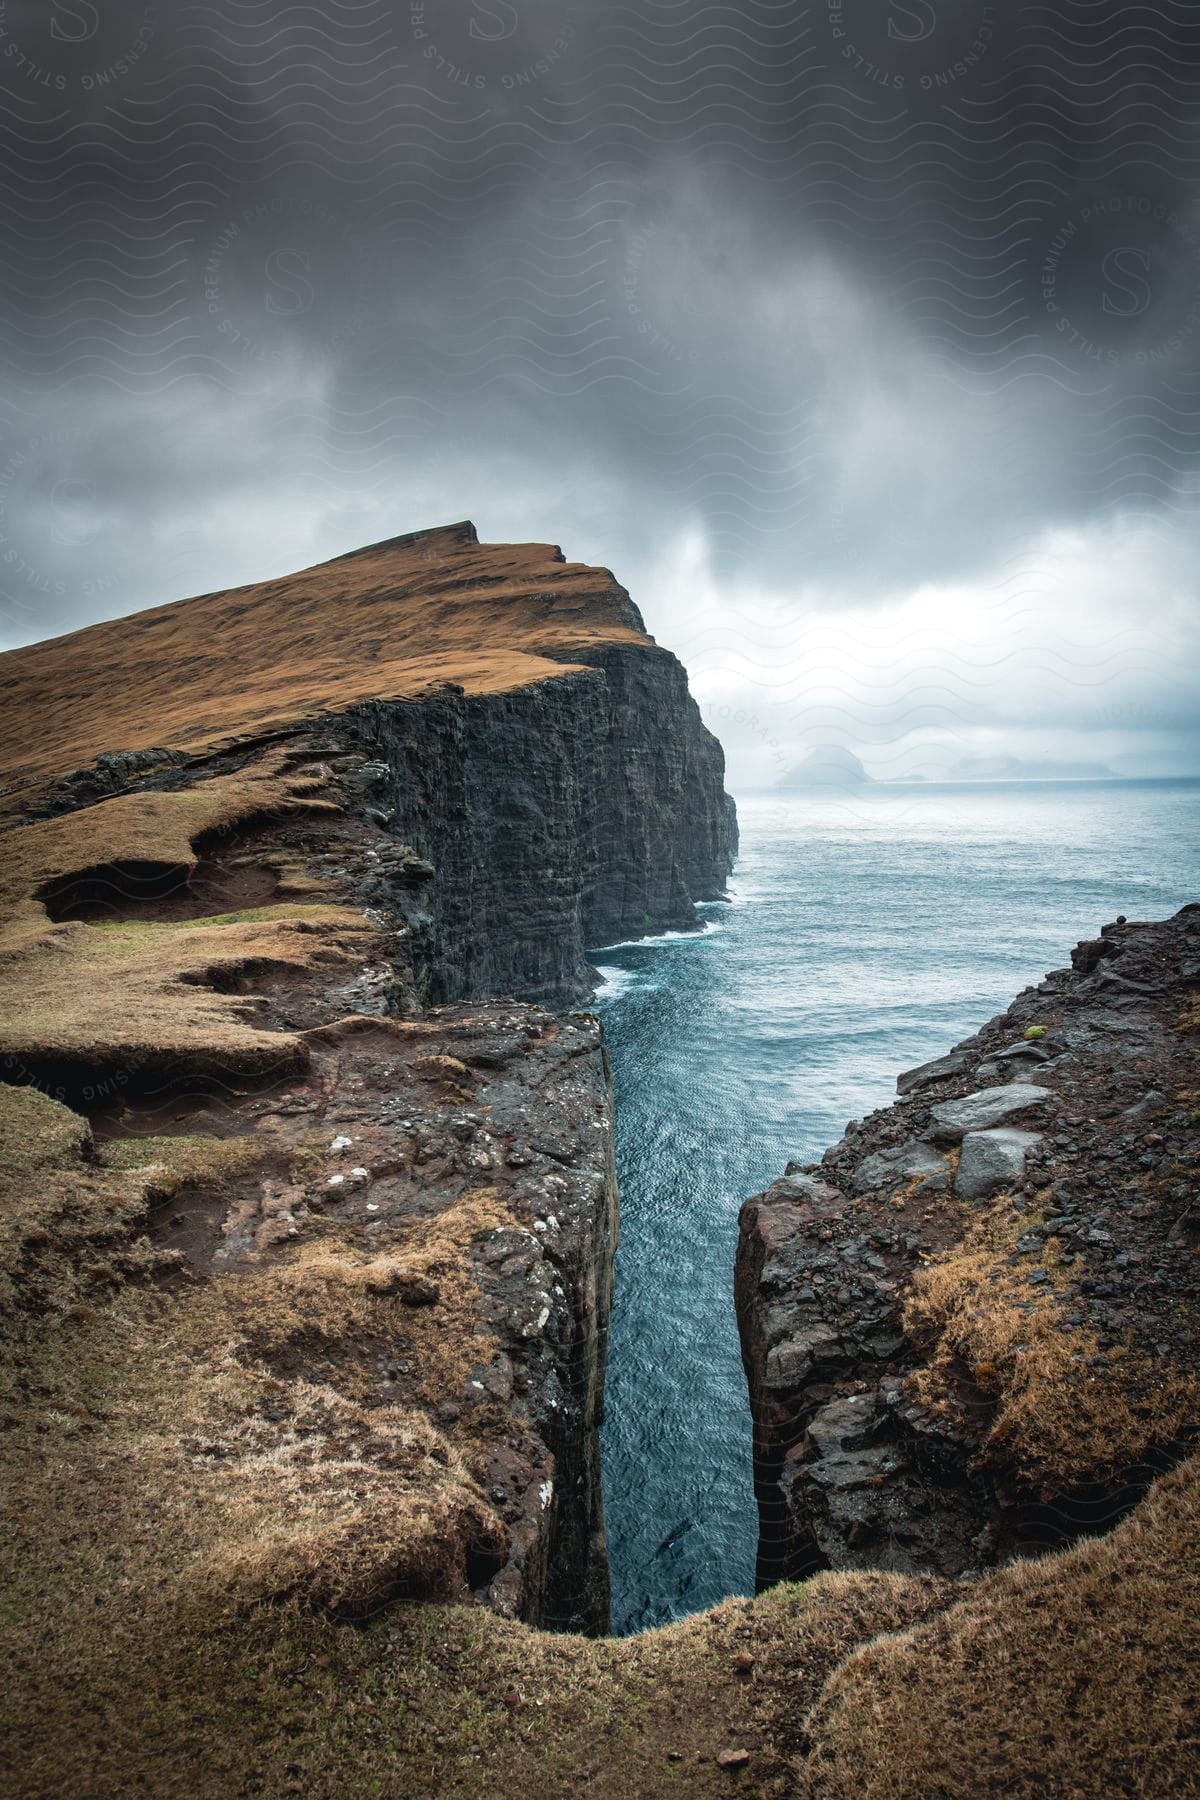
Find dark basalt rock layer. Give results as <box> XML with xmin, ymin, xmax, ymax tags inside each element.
<box><xmin>343</xmin><ymin>640</ymin><xmax>736</xmax><ymax>1008</ymax></box>
<box><xmin>737</xmin><ymin>906</ymin><xmax>1200</xmax><ymax>1590</ymax></box>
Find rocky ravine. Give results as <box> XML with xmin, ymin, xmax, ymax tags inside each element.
<box><xmin>737</xmin><ymin>906</ymin><xmax>1200</xmax><ymax>1588</ymax></box>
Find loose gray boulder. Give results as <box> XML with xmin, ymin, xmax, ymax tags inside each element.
<box><xmin>852</xmin><ymin>1140</ymin><xmax>948</xmax><ymax>1196</ymax></box>
<box><xmin>1122</xmin><ymin>1089</ymin><xmax>1170</xmax><ymax>1119</ymax></box>
<box><xmin>765</xmin><ymin>1324</ymin><xmax>842</xmax><ymax>1391</ymax></box>
<box><xmin>977</xmin><ymin>1042</ymin><xmax>1057</xmax><ymax>1082</ymax></box>
<box><xmin>994</xmin><ymin>1039</ymin><xmax>1052</xmax><ymax>1064</ymax></box>
<box><xmin>955</xmin><ymin>1128</ymin><xmax>1044</xmax><ymax>1200</ymax></box>
<box><xmin>764</xmin><ymin>1173</ymin><xmax>844</xmax><ymax>1207</ymax></box>
<box><xmin>896</xmin><ymin>1050</ymin><xmax>972</xmax><ymax>1096</ymax></box>
<box><xmin>926</xmin><ymin>1082</ymin><xmax>1054</xmax><ymax>1142</ymax></box>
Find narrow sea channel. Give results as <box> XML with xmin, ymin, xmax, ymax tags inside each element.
<box><xmin>596</xmin><ymin>780</ymin><xmax>1200</xmax><ymax>1634</ymax></box>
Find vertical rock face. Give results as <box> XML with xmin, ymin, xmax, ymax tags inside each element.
<box><xmin>736</xmin><ymin>907</ymin><xmax>1200</xmax><ymax>1590</ymax></box>
<box><xmin>345</xmin><ymin>642</ymin><xmax>736</xmax><ymax>1008</ymax></box>
<box><xmin>734</xmin><ymin>1172</ymin><xmax>987</xmax><ymax>1588</ymax></box>
<box><xmin>567</xmin><ymin>643</ymin><xmax>737</xmax><ymax>947</ymax></box>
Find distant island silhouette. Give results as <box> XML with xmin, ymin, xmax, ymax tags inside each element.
<box><xmin>778</xmin><ymin>747</ymin><xmax>1120</xmax><ymax>789</ymax></box>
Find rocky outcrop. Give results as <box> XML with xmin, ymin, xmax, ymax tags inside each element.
<box><xmin>342</xmin><ymin>638</ymin><xmax>735</xmax><ymax>1008</ymax></box>
<box><xmin>737</xmin><ymin>906</ymin><xmax>1200</xmax><ymax>1589</ymax></box>
<box><xmin>0</xmin><ymin>523</ymin><xmax>737</xmax><ymax>1643</ymax></box>
<box><xmin>7</xmin><ymin>524</ymin><xmax>736</xmax><ymax>1010</ymax></box>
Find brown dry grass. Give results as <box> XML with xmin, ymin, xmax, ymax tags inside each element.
<box><xmin>0</xmin><ymin>905</ymin><xmax>372</xmax><ymax>1074</ymax></box>
<box><xmin>0</xmin><ymin>1084</ymin><xmax>510</xmax><ymax>1647</ymax></box>
<box><xmin>175</xmin><ymin>1375</ymin><xmax>505</xmax><ymax>1622</ymax></box>
<box><xmin>234</xmin><ymin>1186</ymin><xmax>514</xmax><ymax>1415</ymax></box>
<box><xmin>0</xmin><ymin>522</ymin><xmax>647</xmax><ymax>799</ymax></box>
<box><xmin>97</xmin><ymin>1130</ymin><xmax>274</xmax><ymax>1190</ymax></box>
<box><xmin>0</xmin><ymin>748</ymin><xmax>377</xmax><ymax>1076</ymax></box>
<box><xmin>0</xmin><ymin>1082</ymin><xmax>170</xmax><ymax>1321</ymax></box>
<box><xmin>364</xmin><ymin>1571</ymin><xmax>955</xmax><ymax>1799</ymax></box>
<box><xmin>903</xmin><ymin>1204</ymin><xmax>1200</xmax><ymax>1492</ymax></box>
<box><xmin>3</xmin><ymin>1087</ymin><xmax>1196</xmax><ymax>1799</ymax></box>
<box><xmin>798</xmin><ymin>1454</ymin><xmax>1200</xmax><ymax>1798</ymax></box>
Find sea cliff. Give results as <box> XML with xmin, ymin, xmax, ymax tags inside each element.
<box><xmin>736</xmin><ymin>906</ymin><xmax>1200</xmax><ymax>1588</ymax></box>
<box><xmin>343</xmin><ymin>640</ymin><xmax>734</xmax><ymax>1007</ymax></box>
<box><xmin>0</xmin><ymin>523</ymin><xmax>735</xmax><ymax>1644</ymax></box>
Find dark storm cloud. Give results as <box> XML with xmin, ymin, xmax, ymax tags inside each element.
<box><xmin>1</xmin><ymin>0</ymin><xmax>1199</xmax><ymax>772</ymax></box>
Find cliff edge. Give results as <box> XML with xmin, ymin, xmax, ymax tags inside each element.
<box><xmin>1</xmin><ymin>522</ymin><xmax>735</xmax><ymax>1007</ymax></box>
<box><xmin>737</xmin><ymin>906</ymin><xmax>1200</xmax><ymax>1588</ymax></box>
<box><xmin>0</xmin><ymin>524</ymin><xmax>735</xmax><ymax>1664</ymax></box>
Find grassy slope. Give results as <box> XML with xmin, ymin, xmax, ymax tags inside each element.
<box><xmin>802</xmin><ymin>1455</ymin><xmax>1200</xmax><ymax>1798</ymax></box>
<box><xmin>0</xmin><ymin>522</ymin><xmax>646</xmax><ymax>799</ymax></box>
<box><xmin>0</xmin><ymin>749</ymin><xmax>375</xmax><ymax>1078</ymax></box>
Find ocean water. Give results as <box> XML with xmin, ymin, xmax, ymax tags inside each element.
<box><xmin>595</xmin><ymin>779</ymin><xmax>1200</xmax><ymax>1636</ymax></box>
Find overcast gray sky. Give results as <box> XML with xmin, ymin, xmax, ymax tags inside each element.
<box><xmin>2</xmin><ymin>0</ymin><xmax>1199</xmax><ymax>784</ymax></box>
